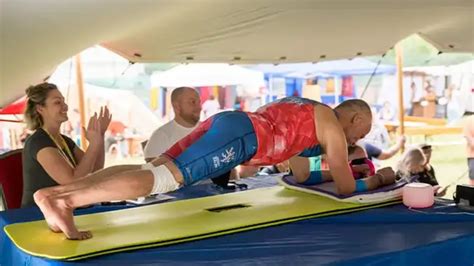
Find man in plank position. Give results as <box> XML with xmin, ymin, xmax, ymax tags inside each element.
<box><xmin>34</xmin><ymin>97</ymin><xmax>396</xmax><ymax>240</ymax></box>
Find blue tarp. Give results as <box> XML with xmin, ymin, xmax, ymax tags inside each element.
<box><xmin>247</xmin><ymin>58</ymin><xmax>396</xmax><ymax>78</ymax></box>
<box><xmin>250</xmin><ymin>58</ymin><xmax>396</xmax><ymax>104</ymax></box>
<box><xmin>1</xmin><ymin>176</ymin><xmax>474</xmax><ymax>266</ymax></box>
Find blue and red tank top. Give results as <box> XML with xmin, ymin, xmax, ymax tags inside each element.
<box><xmin>245</xmin><ymin>97</ymin><xmax>322</xmax><ymax>165</ymax></box>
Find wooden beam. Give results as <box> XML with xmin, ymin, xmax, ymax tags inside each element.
<box><xmin>402</xmin><ymin>126</ymin><xmax>462</xmax><ymax>136</ymax></box>
<box><xmin>74</xmin><ymin>54</ymin><xmax>87</xmax><ymax>150</ymax></box>
<box><xmin>395</xmin><ymin>44</ymin><xmax>405</xmax><ymax>152</ymax></box>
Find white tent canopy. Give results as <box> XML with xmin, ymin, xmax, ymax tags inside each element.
<box><xmin>404</xmin><ymin>60</ymin><xmax>474</xmax><ymax>76</ymax></box>
<box><xmin>1</xmin><ymin>0</ymin><xmax>473</xmax><ymax>106</ymax></box>
<box><xmin>404</xmin><ymin>60</ymin><xmax>473</xmax><ymax>112</ymax></box>
<box><xmin>151</xmin><ymin>64</ymin><xmax>265</xmax><ymax>89</ymax></box>
<box><xmin>49</xmin><ymin>74</ymin><xmax>161</xmax><ymax>137</ymax></box>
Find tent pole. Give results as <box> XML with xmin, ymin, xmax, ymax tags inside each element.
<box><xmin>74</xmin><ymin>54</ymin><xmax>87</xmax><ymax>150</ymax></box>
<box><xmin>395</xmin><ymin>44</ymin><xmax>405</xmax><ymax>152</ymax></box>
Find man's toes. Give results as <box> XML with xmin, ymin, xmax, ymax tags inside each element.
<box><xmin>76</xmin><ymin>231</ymin><xmax>93</xmax><ymax>240</ymax></box>
<box><xmin>81</xmin><ymin>231</ymin><xmax>93</xmax><ymax>240</ymax></box>
<box><xmin>66</xmin><ymin>230</ymin><xmax>93</xmax><ymax>240</ymax></box>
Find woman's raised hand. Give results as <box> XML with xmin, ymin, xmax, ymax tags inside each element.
<box><xmin>83</xmin><ymin>112</ymin><xmax>102</xmax><ymax>146</ymax></box>
<box><xmin>97</xmin><ymin>106</ymin><xmax>112</xmax><ymax>135</ymax></box>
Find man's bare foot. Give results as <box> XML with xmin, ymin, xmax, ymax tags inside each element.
<box><xmin>34</xmin><ymin>193</ymin><xmax>92</xmax><ymax>240</ymax></box>
<box><xmin>34</xmin><ymin>191</ymin><xmax>61</xmax><ymax>233</ymax></box>
<box><xmin>48</xmin><ymin>223</ymin><xmax>62</xmax><ymax>233</ymax></box>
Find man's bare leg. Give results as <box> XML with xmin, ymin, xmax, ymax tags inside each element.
<box><xmin>36</xmin><ymin>164</ymin><xmax>143</xmax><ymax>201</ymax></box>
<box><xmin>34</xmin><ymin>161</ymin><xmax>184</xmax><ymax>240</ymax></box>
<box><xmin>42</xmin><ymin>156</ymin><xmax>169</xmax><ymax>198</ymax></box>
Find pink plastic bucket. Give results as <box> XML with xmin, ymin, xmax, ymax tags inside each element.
<box><xmin>403</xmin><ymin>183</ymin><xmax>434</xmax><ymax>208</ymax></box>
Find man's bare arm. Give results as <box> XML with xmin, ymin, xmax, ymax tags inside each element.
<box><xmin>289</xmin><ymin>156</ymin><xmax>333</xmax><ymax>183</ymax></box>
<box><xmin>315</xmin><ymin>107</ymin><xmax>355</xmax><ymax>195</ymax></box>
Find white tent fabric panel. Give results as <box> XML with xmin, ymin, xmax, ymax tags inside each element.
<box><xmin>1</xmin><ymin>0</ymin><xmax>473</xmax><ymax>106</ymax></box>
<box><xmin>151</xmin><ymin>64</ymin><xmax>265</xmax><ymax>89</ymax></box>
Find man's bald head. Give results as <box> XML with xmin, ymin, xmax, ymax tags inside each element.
<box><xmin>171</xmin><ymin>87</ymin><xmax>197</xmax><ymax>103</ymax></box>
<box><xmin>334</xmin><ymin>99</ymin><xmax>372</xmax><ymax>119</ymax></box>
<box><xmin>334</xmin><ymin>99</ymin><xmax>373</xmax><ymax>146</ymax></box>
<box><xmin>171</xmin><ymin>87</ymin><xmax>202</xmax><ymax>126</ymax></box>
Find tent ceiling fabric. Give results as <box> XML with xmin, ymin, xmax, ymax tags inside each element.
<box><xmin>151</xmin><ymin>64</ymin><xmax>265</xmax><ymax>88</ymax></box>
<box><xmin>1</xmin><ymin>0</ymin><xmax>473</xmax><ymax>107</ymax></box>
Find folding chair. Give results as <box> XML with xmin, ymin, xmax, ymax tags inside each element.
<box><xmin>0</xmin><ymin>149</ymin><xmax>23</xmax><ymax>209</ymax></box>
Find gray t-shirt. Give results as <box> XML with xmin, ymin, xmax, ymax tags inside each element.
<box><xmin>21</xmin><ymin>128</ymin><xmax>77</xmax><ymax>207</ymax></box>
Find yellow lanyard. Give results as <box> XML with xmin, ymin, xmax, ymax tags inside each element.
<box><xmin>43</xmin><ymin>128</ymin><xmax>77</xmax><ymax>168</ymax></box>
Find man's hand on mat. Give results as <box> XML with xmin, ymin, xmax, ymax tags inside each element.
<box><xmin>361</xmin><ymin>167</ymin><xmax>395</xmax><ymax>190</ymax></box>
<box><xmin>375</xmin><ymin>167</ymin><xmax>396</xmax><ymax>186</ymax></box>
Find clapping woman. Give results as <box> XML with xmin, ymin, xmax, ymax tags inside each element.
<box><xmin>21</xmin><ymin>83</ymin><xmax>111</xmax><ymax>207</ymax></box>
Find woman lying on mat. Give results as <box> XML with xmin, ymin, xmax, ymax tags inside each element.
<box><xmin>299</xmin><ymin>144</ymin><xmax>377</xmax><ymax>177</ymax></box>
<box><xmin>288</xmin><ymin>144</ymin><xmax>393</xmax><ymax>192</ymax></box>
<box><xmin>21</xmin><ymin>83</ymin><xmax>111</xmax><ymax>207</ymax></box>
<box><xmin>33</xmin><ymin>96</ymin><xmax>396</xmax><ymax>240</ymax></box>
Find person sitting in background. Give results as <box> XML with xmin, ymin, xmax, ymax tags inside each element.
<box><xmin>418</xmin><ymin>144</ymin><xmax>437</xmax><ymax>184</ymax></box>
<box><xmin>22</xmin><ymin>83</ymin><xmax>111</xmax><ymax>207</ymax></box>
<box><xmin>360</xmin><ymin>136</ymin><xmax>406</xmax><ymax>161</ymax></box>
<box><xmin>144</xmin><ymin>87</ymin><xmax>202</xmax><ymax>163</ymax></box>
<box><xmin>396</xmin><ymin>147</ymin><xmax>446</xmax><ymax>196</ymax></box>
<box><xmin>144</xmin><ymin>87</ymin><xmax>236</xmax><ymax>189</ymax></box>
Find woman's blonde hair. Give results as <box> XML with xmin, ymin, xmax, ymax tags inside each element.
<box><xmin>24</xmin><ymin>82</ymin><xmax>58</xmax><ymax>130</ymax></box>
<box><xmin>396</xmin><ymin>147</ymin><xmax>426</xmax><ymax>179</ymax></box>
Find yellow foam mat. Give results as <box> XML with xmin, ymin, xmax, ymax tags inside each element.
<box><xmin>4</xmin><ymin>186</ymin><xmax>399</xmax><ymax>260</ymax></box>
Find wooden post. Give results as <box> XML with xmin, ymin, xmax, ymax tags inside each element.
<box><xmin>74</xmin><ymin>54</ymin><xmax>87</xmax><ymax>150</ymax></box>
<box><xmin>395</xmin><ymin>44</ymin><xmax>405</xmax><ymax>152</ymax></box>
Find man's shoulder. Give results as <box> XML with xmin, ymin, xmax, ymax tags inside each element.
<box><xmin>150</xmin><ymin>121</ymin><xmax>175</xmax><ymax>135</ymax></box>
<box><xmin>313</xmin><ymin>104</ymin><xmax>342</xmax><ymax>145</ymax></box>
<box><xmin>314</xmin><ymin>104</ymin><xmax>336</xmax><ymax>123</ymax></box>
